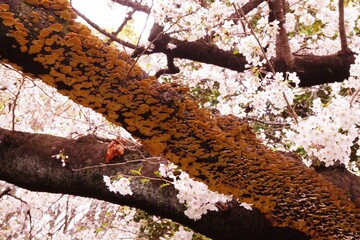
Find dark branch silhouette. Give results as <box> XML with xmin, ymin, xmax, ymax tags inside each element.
<box><xmin>111</xmin><ymin>0</ymin><xmax>355</xmax><ymax>86</ymax></box>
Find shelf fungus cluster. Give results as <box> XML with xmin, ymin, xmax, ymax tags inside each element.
<box><xmin>0</xmin><ymin>0</ymin><xmax>359</xmax><ymax>239</ymax></box>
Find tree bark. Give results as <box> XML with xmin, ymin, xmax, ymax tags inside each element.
<box><xmin>0</xmin><ymin>127</ymin><xmax>308</xmax><ymax>240</ymax></box>
<box><xmin>1</xmin><ymin>128</ymin><xmax>359</xmax><ymax>239</ymax></box>
<box><xmin>269</xmin><ymin>0</ymin><xmax>294</xmax><ymax>69</ymax></box>
<box><xmin>141</xmin><ymin>33</ymin><xmax>355</xmax><ymax>86</ymax></box>
<box><xmin>0</xmin><ymin>1</ymin><xmax>359</xmax><ymax>239</ymax></box>
<box><xmin>119</xmin><ymin>0</ymin><xmax>354</xmax><ymax>86</ymax></box>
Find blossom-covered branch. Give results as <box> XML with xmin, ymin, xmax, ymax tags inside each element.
<box><xmin>110</xmin><ymin>0</ymin><xmax>356</xmax><ymax>86</ymax></box>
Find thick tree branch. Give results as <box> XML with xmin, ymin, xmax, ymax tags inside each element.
<box><xmin>113</xmin><ymin>0</ymin><xmax>354</xmax><ymax>86</ymax></box>
<box><xmin>269</xmin><ymin>0</ymin><xmax>294</xmax><ymax>69</ymax></box>
<box><xmin>0</xmin><ymin>127</ymin><xmax>308</xmax><ymax>240</ymax></box>
<box><xmin>1</xmin><ymin>128</ymin><xmax>359</xmax><ymax>239</ymax></box>
<box><xmin>155</xmin><ymin>55</ymin><xmax>180</xmax><ymax>78</ymax></box>
<box><xmin>338</xmin><ymin>0</ymin><xmax>350</xmax><ymax>53</ymax></box>
<box><xmin>0</xmin><ymin>1</ymin><xmax>359</xmax><ymax>238</ymax></box>
<box><xmin>154</xmin><ymin>38</ymin><xmax>248</xmax><ymax>72</ymax></box>
<box><xmin>293</xmin><ymin>53</ymin><xmax>355</xmax><ymax>86</ymax></box>
<box><xmin>145</xmin><ymin>31</ymin><xmax>355</xmax><ymax>86</ymax></box>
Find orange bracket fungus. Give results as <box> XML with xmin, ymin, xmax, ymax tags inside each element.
<box><xmin>0</xmin><ymin>1</ymin><xmax>359</xmax><ymax>239</ymax></box>
<box><xmin>105</xmin><ymin>138</ymin><xmax>125</xmax><ymax>164</ymax></box>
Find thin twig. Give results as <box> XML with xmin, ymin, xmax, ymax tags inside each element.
<box><xmin>71</xmin><ymin>157</ymin><xmax>162</xmax><ymax>172</ymax></box>
<box><xmin>233</xmin><ymin>3</ymin><xmax>275</xmax><ymax>74</ymax></box>
<box><xmin>121</xmin><ymin>174</ymin><xmax>173</xmax><ymax>184</ymax></box>
<box><xmin>283</xmin><ymin>92</ymin><xmax>298</xmax><ymax>124</ymax></box>
<box><xmin>134</xmin><ymin>1</ymin><xmax>153</xmax><ymax>50</ymax></box>
<box><xmin>246</xmin><ymin>116</ymin><xmax>290</xmax><ymax>126</ymax></box>
<box><xmin>11</xmin><ymin>75</ymin><xmax>25</xmax><ymax>132</ymax></box>
<box><xmin>22</xmin><ymin>209</ymin><xmax>32</xmax><ymax>238</ymax></box>
<box><xmin>63</xmin><ymin>196</ymin><xmax>70</xmax><ymax>233</ymax></box>
<box><xmin>0</xmin><ymin>186</ymin><xmax>11</xmax><ymax>198</ymax></box>
<box><xmin>72</xmin><ymin>160</ymin><xmax>144</xmax><ymax>171</ymax></box>
<box><xmin>7</xmin><ymin>192</ymin><xmax>28</xmax><ymax>205</ymax></box>
<box><xmin>110</xmin><ymin>9</ymin><xmax>135</xmax><ymax>41</ymax></box>
<box><xmin>70</xmin><ymin>3</ymin><xmax>140</xmax><ymax>51</ymax></box>
<box><xmin>350</xmin><ymin>88</ymin><xmax>360</xmax><ymax>107</ymax></box>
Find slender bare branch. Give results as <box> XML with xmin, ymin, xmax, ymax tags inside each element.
<box><xmin>109</xmin><ymin>9</ymin><xmax>135</xmax><ymax>44</ymax></box>
<box><xmin>234</xmin><ymin>3</ymin><xmax>298</xmax><ymax>124</ymax></box>
<box><xmin>70</xmin><ymin>4</ymin><xmax>138</xmax><ymax>50</ymax></box>
<box><xmin>111</xmin><ymin>0</ymin><xmax>151</xmax><ymax>14</ymax></box>
<box><xmin>71</xmin><ymin>157</ymin><xmax>162</xmax><ymax>172</ymax></box>
<box><xmin>234</xmin><ymin>3</ymin><xmax>275</xmax><ymax>74</ymax></box>
<box><xmin>350</xmin><ymin>88</ymin><xmax>360</xmax><ymax>107</ymax></box>
<box><xmin>0</xmin><ymin>186</ymin><xmax>11</xmax><ymax>198</ymax></box>
<box><xmin>282</xmin><ymin>92</ymin><xmax>298</xmax><ymax>124</ymax></box>
<box><xmin>11</xmin><ymin>75</ymin><xmax>25</xmax><ymax>132</ymax></box>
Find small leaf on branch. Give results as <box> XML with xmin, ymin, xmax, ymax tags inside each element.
<box><xmin>130</xmin><ymin>166</ymin><xmax>143</xmax><ymax>176</ymax></box>
<box><xmin>140</xmin><ymin>179</ymin><xmax>150</xmax><ymax>183</ymax></box>
<box><xmin>160</xmin><ymin>183</ymin><xmax>170</xmax><ymax>188</ymax></box>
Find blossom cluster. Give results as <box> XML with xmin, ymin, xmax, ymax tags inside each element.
<box><xmin>285</xmin><ymin>96</ymin><xmax>360</xmax><ymax>167</ymax></box>
<box><xmin>286</xmin><ymin>0</ymin><xmax>360</xmax><ymax>55</ymax></box>
<box><xmin>0</xmin><ymin>65</ymin><xmax>132</xmax><ymax>140</ymax></box>
<box><xmin>160</xmin><ymin>163</ymin><xmax>233</xmax><ymax>220</ymax></box>
<box><xmin>0</xmin><ymin>181</ymin><xmax>141</xmax><ymax>239</ymax></box>
<box><xmin>285</xmin><ymin>55</ymin><xmax>360</xmax><ymax>168</ymax></box>
<box><xmin>102</xmin><ymin>162</ymin><xmax>232</xmax><ymax>221</ymax></box>
<box><xmin>103</xmin><ymin>175</ymin><xmax>133</xmax><ymax>196</ymax></box>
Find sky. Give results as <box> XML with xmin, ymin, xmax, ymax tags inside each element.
<box><xmin>72</xmin><ymin>0</ymin><xmax>152</xmax><ymax>41</ymax></box>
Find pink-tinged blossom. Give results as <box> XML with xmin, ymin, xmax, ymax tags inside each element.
<box><xmin>103</xmin><ymin>176</ymin><xmax>133</xmax><ymax>196</ymax></box>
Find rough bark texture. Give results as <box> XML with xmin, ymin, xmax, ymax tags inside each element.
<box><xmin>0</xmin><ymin>1</ymin><xmax>359</xmax><ymax>239</ymax></box>
<box><xmin>1</xmin><ymin>129</ymin><xmax>359</xmax><ymax>240</ymax></box>
<box><xmin>0</xmin><ymin>127</ymin><xmax>308</xmax><ymax>240</ymax></box>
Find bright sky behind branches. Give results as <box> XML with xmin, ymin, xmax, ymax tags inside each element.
<box><xmin>72</xmin><ymin>0</ymin><xmax>152</xmax><ymax>40</ymax></box>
